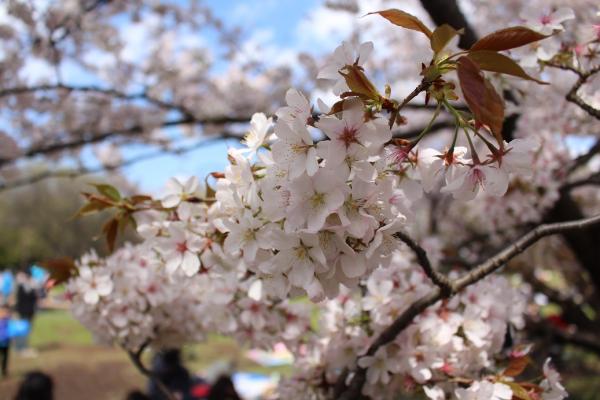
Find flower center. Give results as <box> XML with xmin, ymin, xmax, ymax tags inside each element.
<box><xmin>310</xmin><ymin>192</ymin><xmax>326</xmax><ymax>208</ymax></box>
<box><xmin>339</xmin><ymin>126</ymin><xmax>359</xmax><ymax>148</ymax></box>
<box><xmin>470</xmin><ymin>168</ymin><xmax>485</xmax><ymax>186</ymax></box>
<box><xmin>176</xmin><ymin>241</ymin><xmax>188</xmax><ymax>254</ymax></box>
<box><xmin>540</xmin><ymin>14</ymin><xmax>552</xmax><ymax>25</ymax></box>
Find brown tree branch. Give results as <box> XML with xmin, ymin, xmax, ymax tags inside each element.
<box><xmin>566</xmin><ymin>65</ymin><xmax>600</xmax><ymax>120</ymax></box>
<box><xmin>568</xmin><ymin>140</ymin><xmax>600</xmax><ymax>174</ymax></box>
<box><xmin>0</xmin><ymin>84</ymin><xmax>187</xmax><ymax>114</ymax></box>
<box><xmin>393</xmin><ymin>231</ymin><xmax>453</xmax><ymax>294</ymax></box>
<box><xmin>419</xmin><ymin>0</ymin><xmax>478</xmax><ymax>49</ymax></box>
<box><xmin>336</xmin><ymin>214</ymin><xmax>600</xmax><ymax>399</ymax></box>
<box><xmin>544</xmin><ymin>62</ymin><xmax>600</xmax><ymax>120</ymax></box>
<box><xmin>0</xmin><ymin>135</ymin><xmax>237</xmax><ymax>192</ymax></box>
<box><xmin>0</xmin><ymin>116</ymin><xmax>247</xmax><ymax>167</ymax></box>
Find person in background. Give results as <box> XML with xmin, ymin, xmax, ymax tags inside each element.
<box><xmin>14</xmin><ymin>371</ymin><xmax>53</xmax><ymax>400</ymax></box>
<box><xmin>1</xmin><ymin>270</ymin><xmax>13</xmax><ymax>306</ymax></box>
<box><xmin>14</xmin><ymin>270</ymin><xmax>39</xmax><ymax>357</ymax></box>
<box><xmin>148</xmin><ymin>349</ymin><xmax>193</xmax><ymax>400</ymax></box>
<box><xmin>207</xmin><ymin>375</ymin><xmax>241</xmax><ymax>400</ymax></box>
<box><xmin>0</xmin><ymin>304</ymin><xmax>10</xmax><ymax>378</ymax></box>
<box><xmin>126</xmin><ymin>390</ymin><xmax>151</xmax><ymax>400</ymax></box>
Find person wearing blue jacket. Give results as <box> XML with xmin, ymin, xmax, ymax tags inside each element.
<box><xmin>0</xmin><ymin>304</ymin><xmax>10</xmax><ymax>378</ymax></box>
<box><xmin>1</xmin><ymin>271</ymin><xmax>13</xmax><ymax>305</ymax></box>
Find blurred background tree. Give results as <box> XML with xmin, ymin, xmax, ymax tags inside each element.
<box><xmin>0</xmin><ymin>171</ymin><xmax>137</xmax><ymax>269</ymax></box>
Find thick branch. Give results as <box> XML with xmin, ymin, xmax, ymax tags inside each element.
<box><xmin>337</xmin><ymin>214</ymin><xmax>600</xmax><ymax>399</ymax></box>
<box><xmin>419</xmin><ymin>0</ymin><xmax>478</xmax><ymax>49</ymax></box>
<box><xmin>0</xmin><ymin>135</ymin><xmax>234</xmax><ymax>192</ymax></box>
<box><xmin>0</xmin><ymin>116</ymin><xmax>246</xmax><ymax>167</ymax></box>
<box><xmin>0</xmin><ymin>84</ymin><xmax>189</xmax><ymax>115</ymax></box>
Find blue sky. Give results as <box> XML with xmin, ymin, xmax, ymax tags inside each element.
<box><xmin>113</xmin><ymin>0</ymin><xmax>327</xmax><ymax>194</ymax></box>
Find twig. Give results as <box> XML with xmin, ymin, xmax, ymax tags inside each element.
<box><xmin>568</xmin><ymin>140</ymin><xmax>600</xmax><ymax>174</ymax></box>
<box><xmin>544</xmin><ymin>62</ymin><xmax>600</xmax><ymax>120</ymax></box>
<box><xmin>393</xmin><ymin>231</ymin><xmax>453</xmax><ymax>295</ymax></box>
<box><xmin>336</xmin><ymin>213</ymin><xmax>600</xmax><ymax>399</ymax></box>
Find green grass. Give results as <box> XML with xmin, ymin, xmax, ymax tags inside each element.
<box><xmin>29</xmin><ymin>309</ymin><xmax>291</xmax><ymax>375</ymax></box>
<box><xmin>30</xmin><ymin>308</ymin><xmax>94</xmax><ymax>348</ymax></box>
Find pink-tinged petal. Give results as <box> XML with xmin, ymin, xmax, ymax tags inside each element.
<box><xmin>551</xmin><ymin>7</ymin><xmax>575</xmax><ymax>24</ymax></box>
<box><xmin>481</xmin><ymin>166</ymin><xmax>509</xmax><ymax>197</ymax></box>
<box><xmin>161</xmin><ymin>194</ymin><xmax>181</xmax><ymax>208</ymax></box>
<box><xmin>340</xmin><ymin>254</ymin><xmax>366</xmax><ymax>278</ymax></box>
<box><xmin>288</xmin><ymin>260</ymin><xmax>314</xmax><ymax>287</ymax></box>
<box><xmin>165</xmin><ymin>253</ymin><xmax>183</xmax><ymax>274</ymax></box>
<box><xmin>357</xmin><ymin>41</ymin><xmax>374</xmax><ymax>64</ymax></box>
<box><xmin>306</xmin><ymin>147</ymin><xmax>319</xmax><ymax>176</ymax></box>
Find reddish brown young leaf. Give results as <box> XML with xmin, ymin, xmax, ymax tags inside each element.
<box><xmin>457</xmin><ymin>56</ymin><xmax>505</xmax><ymax>144</ymax></box>
<box><xmin>470</xmin><ymin>26</ymin><xmax>546</xmax><ymax>52</ymax></box>
<box><xmin>467</xmin><ymin>51</ymin><xmax>548</xmax><ymax>84</ymax></box>
<box><xmin>368</xmin><ymin>9</ymin><xmax>432</xmax><ymax>38</ymax></box>
<box><xmin>39</xmin><ymin>257</ymin><xmax>77</xmax><ymax>285</ymax></box>
<box><xmin>430</xmin><ymin>24</ymin><xmax>462</xmax><ymax>54</ymax></box>
<box><xmin>503</xmin><ymin>355</ymin><xmax>530</xmax><ymax>377</ymax></box>
<box><xmin>102</xmin><ymin>217</ymin><xmax>119</xmax><ymax>253</ymax></box>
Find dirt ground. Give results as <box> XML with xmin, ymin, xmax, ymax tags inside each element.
<box><xmin>0</xmin><ymin>343</ymin><xmax>145</xmax><ymax>400</ymax></box>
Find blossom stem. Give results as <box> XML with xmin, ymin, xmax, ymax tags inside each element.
<box><xmin>410</xmin><ymin>102</ymin><xmax>443</xmax><ymax>144</ymax></box>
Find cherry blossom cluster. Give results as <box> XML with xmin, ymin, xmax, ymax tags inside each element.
<box><xmin>60</xmin><ymin>7</ymin><xmax>592</xmax><ymax>398</ymax></box>
<box><xmin>276</xmin><ymin>251</ymin><xmax>565</xmax><ymax>400</ymax></box>
<box><xmin>65</xmin><ymin>243</ymin><xmax>312</xmax><ymax>352</ymax></box>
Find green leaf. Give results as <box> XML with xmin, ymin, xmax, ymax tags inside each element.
<box><xmin>468</xmin><ymin>51</ymin><xmax>548</xmax><ymax>84</ymax></box>
<box><xmin>470</xmin><ymin>26</ymin><xmax>547</xmax><ymax>52</ymax></box>
<box><xmin>368</xmin><ymin>9</ymin><xmax>432</xmax><ymax>39</ymax></box>
<box><xmin>505</xmin><ymin>382</ymin><xmax>534</xmax><ymax>400</ymax></box>
<box><xmin>457</xmin><ymin>56</ymin><xmax>505</xmax><ymax>144</ymax></box>
<box><xmin>431</xmin><ymin>24</ymin><xmax>462</xmax><ymax>54</ymax></box>
<box><xmin>74</xmin><ymin>199</ymin><xmax>112</xmax><ymax>217</ymax></box>
<box><xmin>339</xmin><ymin>64</ymin><xmax>380</xmax><ymax>100</ymax></box>
<box><xmin>91</xmin><ymin>183</ymin><xmax>121</xmax><ymax>202</ymax></box>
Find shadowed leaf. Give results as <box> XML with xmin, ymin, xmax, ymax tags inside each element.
<box><xmin>102</xmin><ymin>217</ymin><xmax>119</xmax><ymax>253</ymax></box>
<box><xmin>457</xmin><ymin>56</ymin><xmax>504</xmax><ymax>144</ymax></box>
<box><xmin>504</xmin><ymin>355</ymin><xmax>530</xmax><ymax>377</ymax></box>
